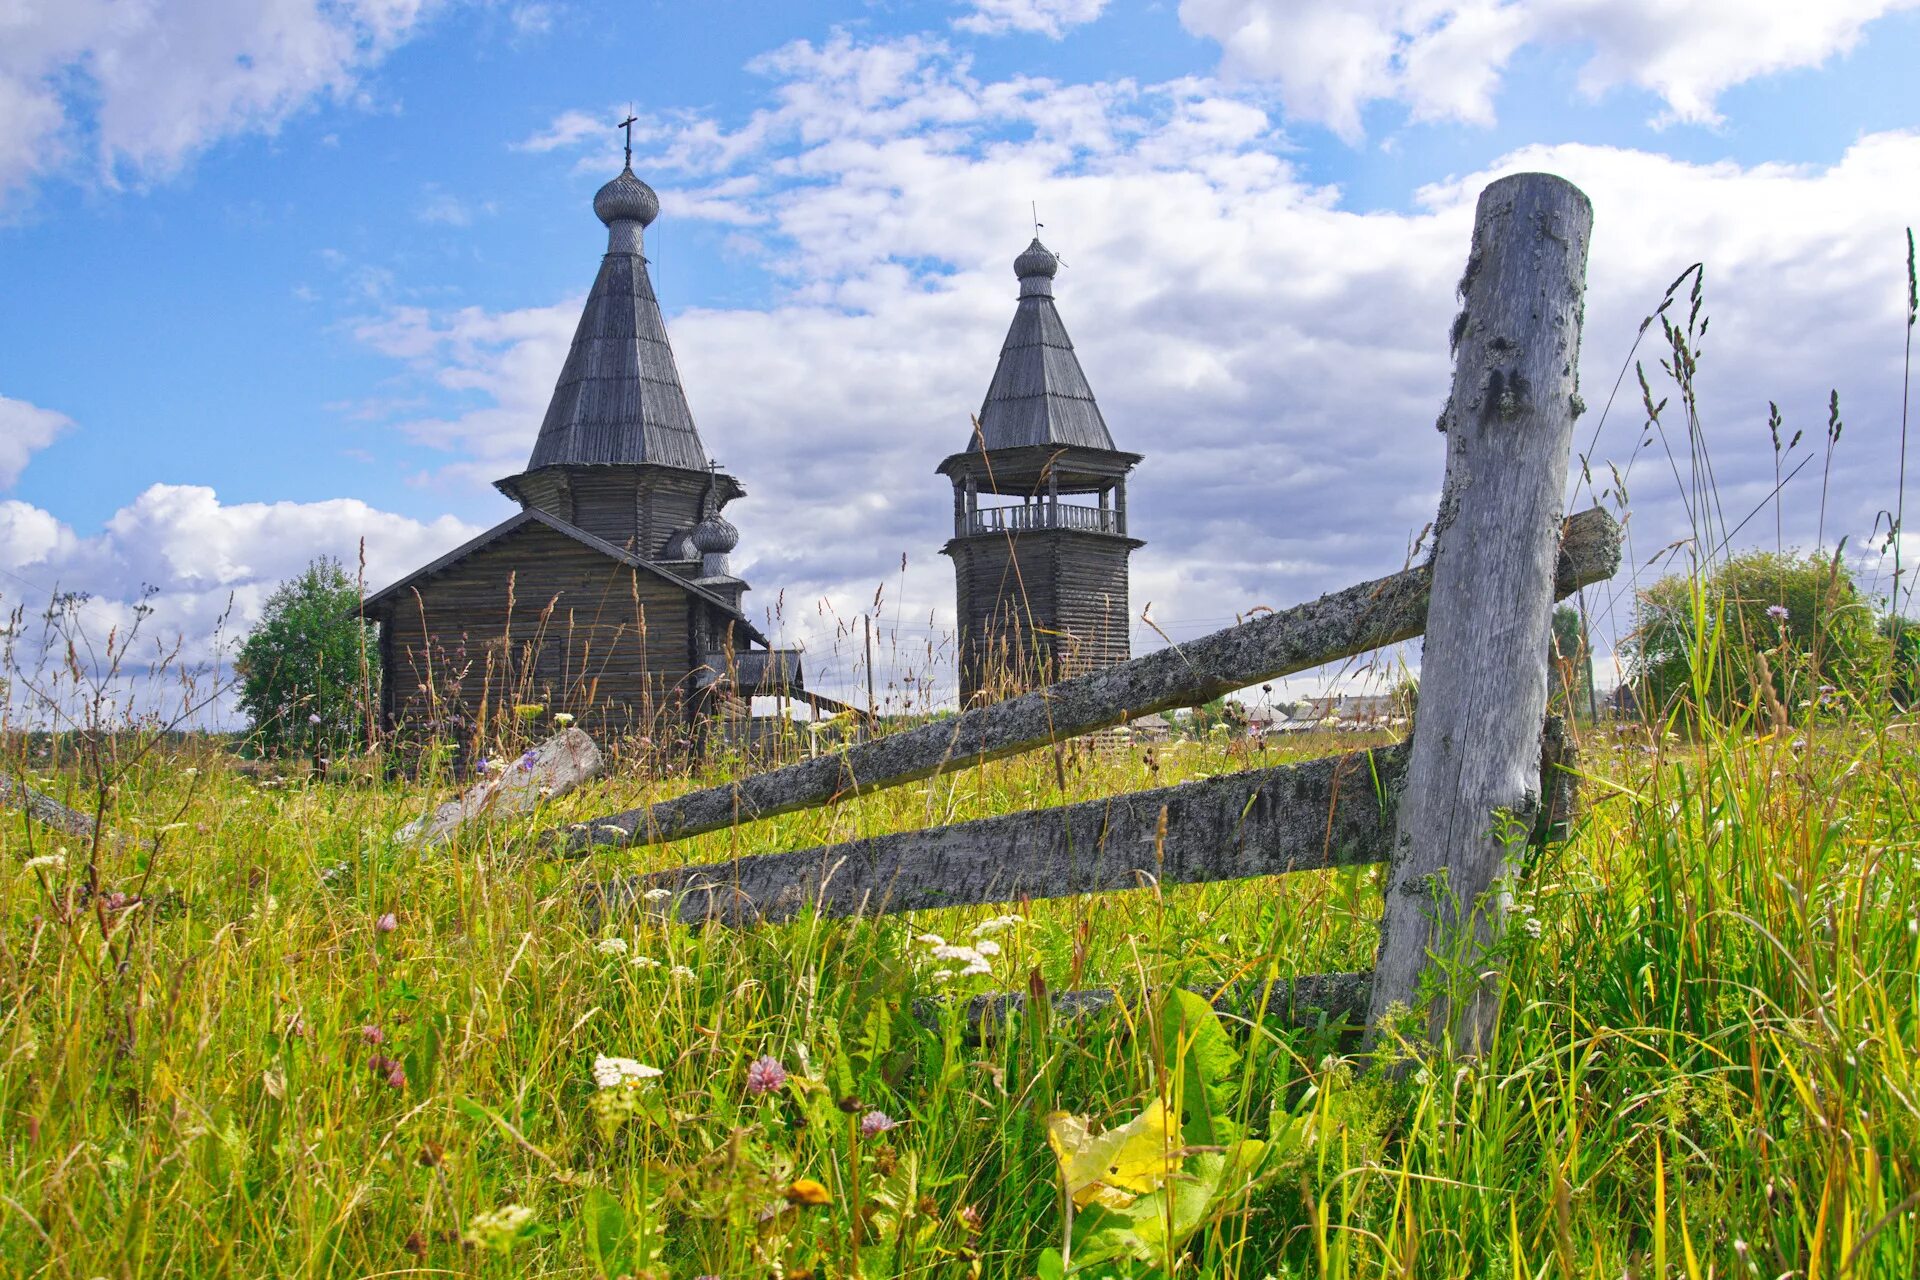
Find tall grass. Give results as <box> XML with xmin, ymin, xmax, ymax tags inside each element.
<box><xmin>1</xmin><ymin>697</ymin><xmax>1915</xmax><ymax>1276</ymax></box>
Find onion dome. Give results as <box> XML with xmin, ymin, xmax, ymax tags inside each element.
<box><xmin>594</xmin><ymin>166</ymin><xmax>660</xmax><ymax>228</ymax></box>
<box><xmin>664</xmin><ymin>529</ymin><xmax>699</xmax><ymax>561</ymax></box>
<box><xmin>691</xmin><ymin>513</ymin><xmax>739</xmax><ymax>555</ymax></box>
<box><xmin>1014</xmin><ymin>238</ymin><xmax>1059</xmax><ymax>280</ymax></box>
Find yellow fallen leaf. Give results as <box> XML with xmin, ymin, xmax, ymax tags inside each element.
<box><xmin>1045</xmin><ymin>1096</ymin><xmax>1182</xmax><ymax>1209</ymax></box>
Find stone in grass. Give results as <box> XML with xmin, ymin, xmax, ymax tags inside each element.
<box><xmin>399</xmin><ymin>728</ymin><xmax>603</xmax><ymax>848</ymax></box>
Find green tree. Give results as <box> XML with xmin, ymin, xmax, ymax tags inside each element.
<box><xmin>236</xmin><ymin>557</ymin><xmax>377</xmax><ymax>758</ymax></box>
<box><xmin>1548</xmin><ymin>604</ymin><xmax>1593</xmax><ymax>717</ymax></box>
<box><xmin>1627</xmin><ymin>549</ymin><xmax>1885</xmax><ymax>722</ymax></box>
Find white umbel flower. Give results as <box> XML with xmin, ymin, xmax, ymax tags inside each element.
<box><xmin>592</xmin><ymin>1055</ymin><xmax>662</xmax><ymax>1090</ymax></box>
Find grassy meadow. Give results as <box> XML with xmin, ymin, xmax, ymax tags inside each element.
<box><xmin>1</xmin><ymin>705</ymin><xmax>1915</xmax><ymax>1279</ymax></box>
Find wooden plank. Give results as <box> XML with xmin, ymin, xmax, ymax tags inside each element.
<box><xmin>1366</xmin><ymin>173</ymin><xmax>1595</xmax><ymax>1053</ymax></box>
<box><xmin>587</xmin><ymin>745</ymin><xmax>1404</xmax><ymax>926</ymax></box>
<box><xmin>937</xmin><ymin>971</ymin><xmax>1373</xmax><ymax>1035</ymax></box>
<box><xmin>553</xmin><ymin>505</ymin><xmax>1618</xmax><ymax>853</ymax></box>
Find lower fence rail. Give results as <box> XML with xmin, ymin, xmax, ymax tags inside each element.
<box><xmin>931</xmin><ymin>971</ymin><xmax>1374</xmax><ymax>1036</ymax></box>
<box><xmin>587</xmin><ymin>745</ymin><xmax>1405</xmax><ymax>927</ymax></box>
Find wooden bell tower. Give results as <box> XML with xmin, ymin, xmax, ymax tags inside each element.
<box><xmin>940</xmin><ymin>238</ymin><xmax>1142</xmax><ymax>705</ymax></box>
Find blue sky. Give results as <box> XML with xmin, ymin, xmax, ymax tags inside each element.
<box><xmin>3</xmin><ymin>0</ymin><xmax>1918</xmax><ymax>706</ymax></box>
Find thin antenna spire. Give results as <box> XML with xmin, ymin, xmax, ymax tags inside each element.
<box><xmin>1031</xmin><ymin>200</ymin><xmax>1043</xmax><ymax>238</ymax></box>
<box><xmin>619</xmin><ymin>108</ymin><xmax>638</xmax><ymax>169</ymax></box>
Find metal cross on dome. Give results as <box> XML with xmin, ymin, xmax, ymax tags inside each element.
<box><xmin>619</xmin><ymin>110</ymin><xmax>638</xmax><ymax>168</ymax></box>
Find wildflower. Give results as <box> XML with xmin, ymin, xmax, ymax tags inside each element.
<box><xmin>785</xmin><ymin>1178</ymin><xmax>832</xmax><ymax>1206</ymax></box>
<box><xmin>931</xmin><ymin>943</ymin><xmax>991</xmax><ymax>975</ymax></box>
<box><xmin>553</xmin><ymin>712</ymin><xmax>575</xmax><ymax>726</ymax></box>
<box><xmin>375</xmin><ymin>912</ymin><xmax>398</xmax><ymax>934</ymax></box>
<box><xmin>670</xmin><ymin>965</ymin><xmax>696</xmax><ymax>980</ymax></box>
<box><xmin>629</xmin><ymin>955</ymin><xmax>661</xmax><ymax>969</ymax></box>
<box><xmin>362</xmin><ymin>1024</ymin><xmax>385</xmax><ymax>1045</ymax></box>
<box><xmin>463</xmin><ymin>1203</ymin><xmax>536</xmax><ymax>1253</ymax></box>
<box><xmin>595</xmin><ymin>937</ymin><xmax>629</xmax><ymax>957</ymax></box>
<box><xmin>745</xmin><ymin>1055</ymin><xmax>787</xmax><ymax>1096</ymax></box>
<box><xmin>1767</xmin><ymin>604</ymin><xmax>1789</xmax><ymax>621</ymax></box>
<box><xmin>971</xmin><ymin>914</ymin><xmax>1023</xmax><ymax>937</ymax></box>
<box><xmin>914</xmin><ymin>932</ymin><xmax>946</xmax><ymax>947</ymax></box>
<box><xmin>859</xmin><ymin>1110</ymin><xmax>897</xmax><ymax>1137</ymax></box>
<box><xmin>960</xmin><ymin>1203</ymin><xmax>983</xmax><ymax>1234</ymax></box>
<box><xmin>592</xmin><ymin>1055</ymin><xmax>662</xmax><ymax>1089</ymax></box>
<box><xmin>183</xmin><ymin>766</ymin><xmax>198</xmax><ymax>777</ymax></box>
<box><xmin>23</xmin><ymin>852</ymin><xmax>65</xmax><ymax>873</ymax></box>
<box><xmin>519</xmin><ymin>750</ymin><xmax>538</xmax><ymax>773</ymax></box>
<box><xmin>475</xmin><ymin>757</ymin><xmax>492</xmax><ymax>774</ymax></box>
<box><xmin>973</xmin><ymin>939</ymin><xmax>1002</xmax><ymax>957</ymax></box>
<box><xmin>642</xmin><ymin>886</ymin><xmax>672</xmax><ymax>902</ymax></box>
<box><xmin>308</xmin><ymin>713</ymin><xmax>322</xmax><ymax>725</ymax></box>
<box><xmin>386</xmin><ymin>1063</ymin><xmax>407</xmax><ymax>1089</ymax></box>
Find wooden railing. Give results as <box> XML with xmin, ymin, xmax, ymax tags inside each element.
<box><xmin>965</xmin><ymin>502</ymin><xmax>1121</xmax><ymax>536</ymax></box>
<box><xmin>562</xmin><ymin>173</ymin><xmax>1604</xmax><ymax>1049</ymax></box>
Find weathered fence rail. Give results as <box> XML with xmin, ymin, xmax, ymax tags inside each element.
<box><xmin>567</xmin><ymin>171</ymin><xmax>1605</xmax><ymax>1049</ymax></box>
<box><xmin>588</xmin><ymin>745</ymin><xmax>1406</xmax><ymax>926</ymax></box>
<box><xmin>557</xmin><ymin>505</ymin><xmax>1616</xmax><ymax>854</ymax></box>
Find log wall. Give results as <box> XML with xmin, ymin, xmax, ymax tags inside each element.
<box><xmin>378</xmin><ymin>521</ymin><xmax>707</xmax><ymax>737</ymax></box>
<box><xmin>950</xmin><ymin>530</ymin><xmax>1131</xmax><ymax>704</ymax></box>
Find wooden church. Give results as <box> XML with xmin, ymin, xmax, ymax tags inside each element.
<box><xmin>362</xmin><ymin>158</ymin><xmax>805</xmax><ymax>737</ymax></box>
<box><xmin>940</xmin><ymin>238</ymin><xmax>1142</xmax><ymax>704</ymax></box>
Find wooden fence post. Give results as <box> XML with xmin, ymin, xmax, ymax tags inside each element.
<box><xmin>1366</xmin><ymin>172</ymin><xmax>1594</xmax><ymax>1054</ymax></box>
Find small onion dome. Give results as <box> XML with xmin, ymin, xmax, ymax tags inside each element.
<box><xmin>1013</xmin><ymin>237</ymin><xmax>1058</xmax><ymax>280</ymax></box>
<box><xmin>664</xmin><ymin>529</ymin><xmax>699</xmax><ymax>561</ymax></box>
<box><xmin>691</xmin><ymin>513</ymin><xmax>739</xmax><ymax>555</ymax></box>
<box><xmin>594</xmin><ymin>166</ymin><xmax>660</xmax><ymax>228</ymax></box>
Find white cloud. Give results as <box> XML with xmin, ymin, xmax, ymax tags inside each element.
<box><xmin>0</xmin><ymin>0</ymin><xmax>441</xmax><ymax>209</ymax></box>
<box><xmin>955</xmin><ymin>0</ymin><xmax>1110</xmax><ymax>38</ymax></box>
<box><xmin>0</xmin><ymin>484</ymin><xmax>483</xmax><ymax>720</ymax></box>
<box><xmin>354</xmin><ymin>38</ymin><xmax>1919</xmax><ymax>705</ymax></box>
<box><xmin>417</xmin><ymin>186</ymin><xmax>491</xmax><ymax>226</ymax></box>
<box><xmin>512</xmin><ymin>109</ymin><xmax>608</xmax><ymax>153</ymax></box>
<box><xmin>0</xmin><ymin>394</ymin><xmax>72</xmax><ymax>489</ymax></box>
<box><xmin>1177</xmin><ymin>0</ymin><xmax>1920</xmax><ymax>139</ymax></box>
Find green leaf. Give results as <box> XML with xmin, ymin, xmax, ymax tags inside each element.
<box><xmin>1159</xmin><ymin>988</ymin><xmax>1240</xmax><ymax>1147</ymax></box>
<box><xmin>582</xmin><ymin>1186</ymin><xmax>630</xmax><ymax>1273</ymax></box>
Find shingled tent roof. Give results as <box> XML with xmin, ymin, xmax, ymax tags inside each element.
<box><xmin>971</xmin><ymin>238</ymin><xmax>1116</xmax><ymax>453</ymax></box>
<box><xmin>520</xmin><ymin>166</ymin><xmax>709</xmax><ymax>473</ymax></box>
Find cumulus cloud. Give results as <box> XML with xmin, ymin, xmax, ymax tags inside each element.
<box><xmin>955</xmin><ymin>0</ymin><xmax>1110</xmax><ymax>38</ymax></box>
<box><xmin>1177</xmin><ymin>0</ymin><xmax>1920</xmax><ymax>139</ymax></box>
<box><xmin>0</xmin><ymin>394</ymin><xmax>72</xmax><ymax>490</ymax></box>
<box><xmin>0</xmin><ymin>484</ymin><xmax>482</xmax><ymax>718</ymax></box>
<box><xmin>0</xmin><ymin>0</ymin><xmax>441</xmax><ymax>209</ymax></box>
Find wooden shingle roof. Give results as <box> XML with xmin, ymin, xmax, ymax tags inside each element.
<box><xmin>359</xmin><ymin>507</ymin><xmax>769</xmax><ymax>647</ymax></box>
<box><xmin>521</xmin><ymin>168</ymin><xmax>709</xmax><ymax>474</ymax></box>
<box><xmin>971</xmin><ymin>238</ymin><xmax>1116</xmax><ymax>453</ymax></box>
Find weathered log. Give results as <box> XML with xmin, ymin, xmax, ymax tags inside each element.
<box><xmin>0</xmin><ymin>770</ymin><xmax>130</xmax><ymax>848</ymax></box>
<box><xmin>587</xmin><ymin>745</ymin><xmax>1405</xmax><ymax>927</ymax></box>
<box><xmin>554</xmin><ymin>505</ymin><xmax>1618</xmax><ymax>853</ymax></box>
<box><xmin>1366</xmin><ymin>173</ymin><xmax>1594</xmax><ymax>1052</ymax></box>
<box><xmin>398</xmin><ymin>727</ymin><xmax>604</xmax><ymax>848</ymax></box>
<box><xmin>933</xmin><ymin>971</ymin><xmax>1372</xmax><ymax>1035</ymax></box>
